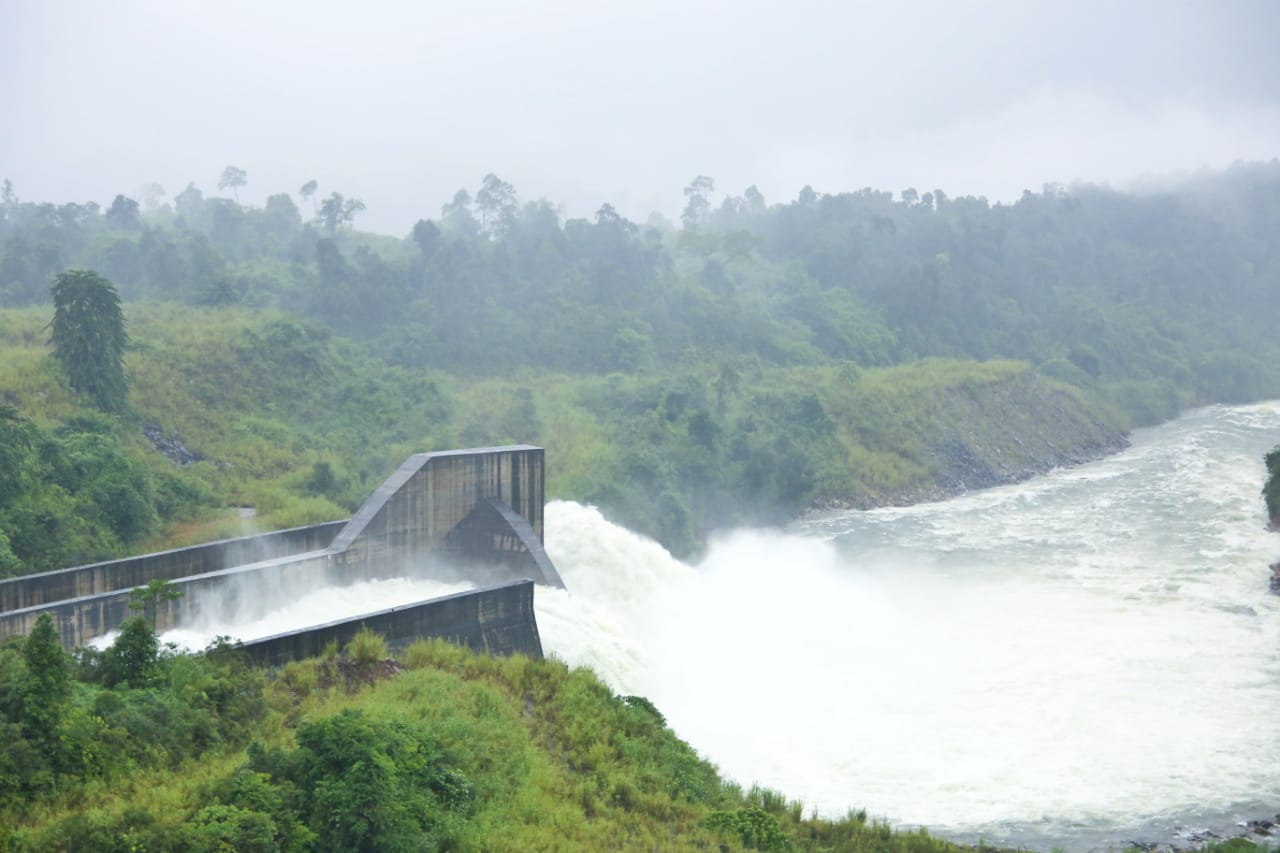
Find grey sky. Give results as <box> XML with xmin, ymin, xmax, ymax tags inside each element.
<box><xmin>2</xmin><ymin>0</ymin><xmax>1278</xmax><ymax>235</ymax></box>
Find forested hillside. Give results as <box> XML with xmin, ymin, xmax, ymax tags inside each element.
<box><xmin>0</xmin><ymin>163</ymin><xmax>1277</xmax><ymax>568</ymax></box>
<box><xmin>4</xmin><ymin>165</ymin><xmax>1277</xmax><ymax>400</ymax></box>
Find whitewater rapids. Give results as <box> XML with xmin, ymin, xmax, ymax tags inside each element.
<box><xmin>536</xmin><ymin>401</ymin><xmax>1280</xmax><ymax>849</ymax></box>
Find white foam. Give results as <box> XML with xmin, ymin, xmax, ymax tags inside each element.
<box><xmin>165</xmin><ymin>577</ymin><xmax>475</xmax><ymax>651</ymax></box>
<box><xmin>537</xmin><ymin>402</ymin><xmax>1280</xmax><ymax>846</ymax></box>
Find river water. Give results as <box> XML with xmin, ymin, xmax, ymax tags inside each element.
<box><xmin>536</xmin><ymin>401</ymin><xmax>1280</xmax><ymax>850</ymax></box>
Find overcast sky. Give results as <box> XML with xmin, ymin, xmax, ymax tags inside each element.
<box><xmin>2</xmin><ymin>0</ymin><xmax>1278</xmax><ymax>235</ymax></box>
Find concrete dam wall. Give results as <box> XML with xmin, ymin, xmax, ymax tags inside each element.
<box><xmin>239</xmin><ymin>580</ymin><xmax>541</xmax><ymax>667</ymax></box>
<box><xmin>0</xmin><ymin>520</ymin><xmax>347</xmax><ymax>612</ymax></box>
<box><xmin>0</xmin><ymin>446</ymin><xmax>560</xmax><ymax>660</ymax></box>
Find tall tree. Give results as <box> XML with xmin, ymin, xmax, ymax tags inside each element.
<box><xmin>682</xmin><ymin>175</ymin><xmax>716</xmax><ymax>230</ymax></box>
<box><xmin>218</xmin><ymin>165</ymin><xmax>248</xmax><ymax>202</ymax></box>
<box><xmin>0</xmin><ymin>403</ymin><xmax>30</xmax><ymax>508</ymax></box>
<box><xmin>21</xmin><ymin>613</ymin><xmax>71</xmax><ymax>745</ymax></box>
<box><xmin>475</xmin><ymin>173</ymin><xmax>517</xmax><ymax>237</ymax></box>
<box><xmin>342</xmin><ymin>196</ymin><xmax>366</xmax><ymax>230</ymax></box>
<box><xmin>299</xmin><ymin>179</ymin><xmax>319</xmax><ymax>215</ymax></box>
<box><xmin>262</xmin><ymin>193</ymin><xmax>302</xmax><ymax>240</ymax></box>
<box><xmin>440</xmin><ymin>189</ymin><xmax>479</xmax><ymax>237</ymax></box>
<box><xmin>1</xmin><ymin>178</ymin><xmax>16</xmax><ymax>218</ymax></box>
<box><xmin>411</xmin><ymin>218</ymin><xmax>441</xmax><ymax>257</ymax></box>
<box><xmin>138</xmin><ymin>182</ymin><xmax>166</xmax><ymax>211</ymax></box>
<box><xmin>317</xmin><ymin>192</ymin><xmax>365</xmax><ymax>237</ymax></box>
<box><xmin>173</xmin><ymin>182</ymin><xmax>205</xmax><ymax>225</ymax></box>
<box><xmin>49</xmin><ymin>269</ymin><xmax>128</xmax><ymax>412</ymax></box>
<box><xmin>105</xmin><ymin>194</ymin><xmax>141</xmax><ymax>230</ymax></box>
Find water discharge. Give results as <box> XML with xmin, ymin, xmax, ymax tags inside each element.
<box><xmin>134</xmin><ymin>402</ymin><xmax>1280</xmax><ymax>849</ymax></box>
<box><xmin>90</xmin><ymin>578</ymin><xmax>478</xmax><ymax>651</ymax></box>
<box><xmin>538</xmin><ymin>402</ymin><xmax>1280</xmax><ymax>850</ymax></box>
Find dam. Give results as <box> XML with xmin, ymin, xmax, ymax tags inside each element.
<box><xmin>0</xmin><ymin>446</ymin><xmax>562</xmax><ymax>663</ymax></box>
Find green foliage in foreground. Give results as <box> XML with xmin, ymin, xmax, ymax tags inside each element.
<box><xmin>0</xmin><ymin>627</ymin><xmax>985</xmax><ymax>852</ymax></box>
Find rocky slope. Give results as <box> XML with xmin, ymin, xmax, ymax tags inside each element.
<box><xmin>829</xmin><ymin>373</ymin><xmax>1129</xmax><ymax>511</ymax></box>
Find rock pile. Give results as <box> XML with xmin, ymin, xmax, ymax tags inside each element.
<box><xmin>142</xmin><ymin>422</ymin><xmax>203</xmax><ymax>466</ymax></box>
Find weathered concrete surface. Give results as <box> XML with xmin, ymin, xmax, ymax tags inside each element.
<box><xmin>239</xmin><ymin>580</ymin><xmax>542</xmax><ymax>666</ymax></box>
<box><xmin>439</xmin><ymin>497</ymin><xmax>565</xmax><ymax>588</ymax></box>
<box><xmin>331</xmin><ymin>445</ymin><xmax>545</xmax><ymax>573</ymax></box>
<box><xmin>0</xmin><ymin>521</ymin><xmax>346</xmax><ymax>613</ymax></box>
<box><xmin>0</xmin><ymin>549</ymin><xmax>336</xmax><ymax>648</ymax></box>
<box><xmin>1</xmin><ymin>446</ymin><xmax>559</xmax><ymax>658</ymax></box>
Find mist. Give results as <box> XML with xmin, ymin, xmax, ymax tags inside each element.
<box><xmin>3</xmin><ymin>0</ymin><xmax>1277</xmax><ymax>234</ymax></box>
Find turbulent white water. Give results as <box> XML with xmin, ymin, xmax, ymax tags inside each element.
<box><xmin>167</xmin><ymin>577</ymin><xmax>477</xmax><ymax>651</ymax></box>
<box><xmin>537</xmin><ymin>401</ymin><xmax>1280</xmax><ymax>850</ymax></box>
<box><xmin>90</xmin><ymin>577</ymin><xmax>477</xmax><ymax>651</ymax></box>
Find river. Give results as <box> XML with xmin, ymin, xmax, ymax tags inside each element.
<box><xmin>536</xmin><ymin>401</ymin><xmax>1280</xmax><ymax>850</ymax></box>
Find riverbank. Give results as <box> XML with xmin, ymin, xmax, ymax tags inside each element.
<box><xmin>817</xmin><ymin>371</ymin><xmax>1130</xmax><ymax>512</ymax></box>
<box><xmin>1123</xmin><ymin>811</ymin><xmax>1278</xmax><ymax>852</ymax></box>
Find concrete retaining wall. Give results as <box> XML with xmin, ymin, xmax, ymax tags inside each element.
<box><xmin>0</xmin><ymin>520</ymin><xmax>346</xmax><ymax>612</ymax></box>
<box><xmin>0</xmin><ymin>549</ymin><xmax>337</xmax><ymax>648</ymax></box>
<box><xmin>239</xmin><ymin>580</ymin><xmax>542</xmax><ymax>666</ymax></box>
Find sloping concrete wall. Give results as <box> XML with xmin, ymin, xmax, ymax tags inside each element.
<box><xmin>0</xmin><ymin>521</ymin><xmax>346</xmax><ymax>612</ymax></box>
<box><xmin>439</xmin><ymin>497</ymin><xmax>565</xmax><ymax>588</ymax></box>
<box><xmin>239</xmin><ymin>580</ymin><xmax>542</xmax><ymax>666</ymax></box>
<box><xmin>0</xmin><ymin>549</ymin><xmax>336</xmax><ymax>648</ymax></box>
<box><xmin>331</xmin><ymin>445</ymin><xmax>545</xmax><ymax>574</ymax></box>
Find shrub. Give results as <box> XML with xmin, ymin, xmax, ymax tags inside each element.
<box><xmin>703</xmin><ymin>807</ymin><xmax>794</xmax><ymax>851</ymax></box>
<box><xmin>346</xmin><ymin>627</ymin><xmax>387</xmax><ymax>665</ymax></box>
<box><xmin>402</xmin><ymin>639</ymin><xmax>435</xmax><ymax>670</ymax></box>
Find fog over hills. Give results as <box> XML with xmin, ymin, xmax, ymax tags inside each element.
<box><xmin>3</xmin><ymin>0</ymin><xmax>1278</xmax><ymax>234</ymax></box>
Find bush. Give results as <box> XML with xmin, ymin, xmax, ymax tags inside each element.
<box><xmin>105</xmin><ymin>616</ymin><xmax>158</xmax><ymax>688</ymax></box>
<box><xmin>703</xmin><ymin>807</ymin><xmax>794</xmax><ymax>851</ymax></box>
<box><xmin>402</xmin><ymin>638</ymin><xmax>435</xmax><ymax>670</ymax></box>
<box><xmin>346</xmin><ymin>627</ymin><xmax>387</xmax><ymax>665</ymax></box>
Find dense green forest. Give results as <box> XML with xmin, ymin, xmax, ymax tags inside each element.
<box><xmin>4</xmin><ymin>166</ymin><xmax>1278</xmax><ymax>393</ymax></box>
<box><xmin>0</xmin><ymin>163</ymin><xmax>1278</xmax><ymax>569</ymax></box>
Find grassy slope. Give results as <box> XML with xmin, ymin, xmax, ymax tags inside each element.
<box><xmin>4</xmin><ymin>638</ymin><xmax>978</xmax><ymax>852</ymax></box>
<box><xmin>0</xmin><ymin>303</ymin><xmax>1126</xmax><ymax>558</ymax></box>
